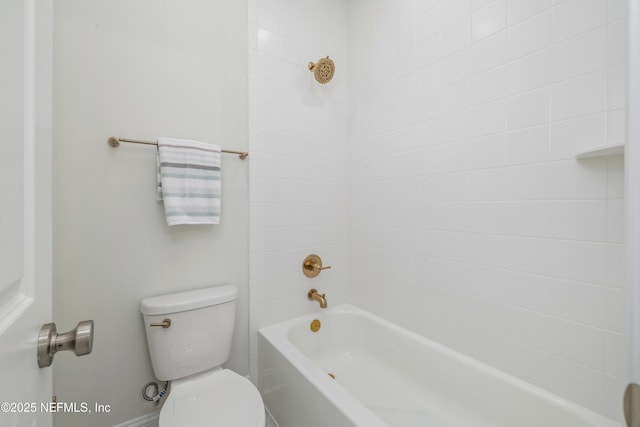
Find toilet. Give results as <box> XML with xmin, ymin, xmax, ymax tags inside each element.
<box><xmin>140</xmin><ymin>285</ymin><xmax>265</xmax><ymax>426</ymax></box>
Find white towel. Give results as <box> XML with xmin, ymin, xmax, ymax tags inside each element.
<box><xmin>156</xmin><ymin>138</ymin><xmax>221</xmax><ymax>226</ymax></box>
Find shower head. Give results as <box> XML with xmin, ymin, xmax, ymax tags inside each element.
<box><xmin>308</xmin><ymin>56</ymin><xmax>335</xmax><ymax>84</ymax></box>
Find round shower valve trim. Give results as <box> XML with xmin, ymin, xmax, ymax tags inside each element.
<box><xmin>302</xmin><ymin>254</ymin><xmax>331</xmax><ymax>278</ymax></box>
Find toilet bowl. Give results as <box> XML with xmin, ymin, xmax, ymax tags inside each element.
<box><xmin>140</xmin><ymin>285</ymin><xmax>265</xmax><ymax>426</ymax></box>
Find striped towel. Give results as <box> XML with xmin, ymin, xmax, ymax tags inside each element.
<box><xmin>156</xmin><ymin>138</ymin><xmax>221</xmax><ymax>226</ymax></box>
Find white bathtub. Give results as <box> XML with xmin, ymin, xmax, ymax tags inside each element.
<box><xmin>258</xmin><ymin>304</ymin><xmax>620</xmax><ymax>427</ymax></box>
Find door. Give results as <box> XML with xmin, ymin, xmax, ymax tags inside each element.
<box><xmin>628</xmin><ymin>1</ymin><xmax>640</xmax><ymax>426</ymax></box>
<box><xmin>0</xmin><ymin>0</ymin><xmax>53</xmax><ymax>426</ymax></box>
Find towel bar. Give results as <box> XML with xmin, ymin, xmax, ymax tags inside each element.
<box><xmin>108</xmin><ymin>137</ymin><xmax>248</xmax><ymax>160</ymax></box>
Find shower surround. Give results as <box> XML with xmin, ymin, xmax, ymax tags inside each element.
<box><xmin>249</xmin><ymin>0</ymin><xmax>626</xmax><ymax>422</ymax></box>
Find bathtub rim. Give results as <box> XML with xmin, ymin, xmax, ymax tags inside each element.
<box><xmin>258</xmin><ymin>303</ymin><xmax>619</xmax><ymax>427</ymax></box>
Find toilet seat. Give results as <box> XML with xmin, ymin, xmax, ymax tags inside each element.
<box><xmin>159</xmin><ymin>368</ymin><xmax>265</xmax><ymax>427</ymax></box>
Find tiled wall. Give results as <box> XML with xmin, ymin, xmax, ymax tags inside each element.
<box><xmin>347</xmin><ymin>0</ymin><xmax>626</xmax><ymax>421</ymax></box>
<box><xmin>248</xmin><ymin>0</ymin><xmax>350</xmax><ymax>380</ymax></box>
<box><xmin>250</xmin><ymin>0</ymin><xmax>627</xmax><ymax>421</ymax></box>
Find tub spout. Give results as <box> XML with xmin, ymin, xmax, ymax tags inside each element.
<box><xmin>307</xmin><ymin>289</ymin><xmax>327</xmax><ymax>308</ymax></box>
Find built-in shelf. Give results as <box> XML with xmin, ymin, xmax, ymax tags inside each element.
<box><xmin>575</xmin><ymin>144</ymin><xmax>625</xmax><ymax>160</ymax></box>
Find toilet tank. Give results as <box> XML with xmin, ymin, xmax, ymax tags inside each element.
<box><xmin>140</xmin><ymin>285</ymin><xmax>238</xmax><ymax>381</ymax></box>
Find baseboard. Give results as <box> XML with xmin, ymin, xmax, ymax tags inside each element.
<box><xmin>266</xmin><ymin>406</ymin><xmax>279</xmax><ymax>427</ymax></box>
<box><xmin>112</xmin><ymin>411</ymin><xmax>159</xmax><ymax>427</ymax></box>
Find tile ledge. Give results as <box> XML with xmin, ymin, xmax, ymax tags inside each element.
<box><xmin>575</xmin><ymin>144</ymin><xmax>625</xmax><ymax>160</ymax></box>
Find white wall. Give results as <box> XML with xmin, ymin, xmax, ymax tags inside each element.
<box><xmin>53</xmin><ymin>1</ymin><xmax>248</xmax><ymax>426</ymax></box>
<box><xmin>347</xmin><ymin>0</ymin><xmax>626</xmax><ymax>421</ymax></box>
<box><xmin>248</xmin><ymin>0</ymin><xmax>350</xmax><ymax>380</ymax></box>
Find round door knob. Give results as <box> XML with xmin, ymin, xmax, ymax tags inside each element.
<box><xmin>37</xmin><ymin>320</ymin><xmax>94</xmax><ymax>368</ymax></box>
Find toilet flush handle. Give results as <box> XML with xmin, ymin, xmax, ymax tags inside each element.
<box><xmin>149</xmin><ymin>318</ymin><xmax>172</xmax><ymax>329</ymax></box>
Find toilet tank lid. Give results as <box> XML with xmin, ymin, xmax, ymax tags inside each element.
<box><xmin>140</xmin><ymin>285</ymin><xmax>238</xmax><ymax>315</ymax></box>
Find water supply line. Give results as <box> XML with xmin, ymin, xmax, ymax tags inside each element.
<box><xmin>142</xmin><ymin>381</ymin><xmax>169</xmax><ymax>405</ymax></box>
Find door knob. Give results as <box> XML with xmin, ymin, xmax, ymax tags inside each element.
<box><xmin>625</xmin><ymin>383</ymin><xmax>640</xmax><ymax>427</ymax></box>
<box><xmin>37</xmin><ymin>320</ymin><xmax>94</xmax><ymax>368</ymax></box>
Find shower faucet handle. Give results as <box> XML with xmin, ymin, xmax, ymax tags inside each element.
<box><xmin>302</xmin><ymin>254</ymin><xmax>331</xmax><ymax>278</ymax></box>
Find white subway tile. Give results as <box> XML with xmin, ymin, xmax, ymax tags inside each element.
<box><xmin>441</xmin><ymin>141</ymin><xmax>470</xmax><ymax>172</ymax></box>
<box><xmin>433</xmin><ymin>171</ymin><xmax>473</xmax><ymax>202</ymax></box>
<box><xmin>607</xmin><ymin>19</ymin><xmax>628</xmax><ymax>66</ymax></box>
<box><xmin>441</xmin><ymin>47</ymin><xmax>471</xmax><ymax>85</ymax></box>
<box><xmin>534</xmin><ymin>277</ymin><xmax>606</xmax><ymax>327</ymax></box>
<box><xmin>506</xmin><ymin>88</ymin><xmax>549</xmax><ymax>131</ymax></box>
<box><xmin>503</xmin><ymin>341</ymin><xmax>608</xmax><ymax>414</ymax></box>
<box><xmin>505</xmin><ymin>50</ymin><xmax>551</xmax><ymax>96</ymax></box>
<box><xmin>604</xmin><ymin>377</ymin><xmax>627</xmax><ymax>424</ymax></box>
<box><xmin>470</xmin><ymin>100</ymin><xmax>506</xmax><ymax>137</ymax></box>
<box><xmin>472</xmin><ymin>0</ymin><xmax>494</xmax><ymax>12</ymax></box>
<box><xmin>506</xmin><ymin>126</ymin><xmax>549</xmax><ymax>165</ymax></box>
<box><xmin>469</xmin><ymin>134</ymin><xmax>506</xmax><ymax>169</ymax></box>
<box><xmin>417</xmin><ymin>61</ymin><xmax>443</xmax><ymax>94</ymax></box>
<box><xmin>395</xmin><ymin>72</ymin><xmax>418</xmax><ymax>105</ymax></box>
<box><xmin>552</xmin><ymin>0</ymin><xmax>607</xmax><ymax>43</ymax></box>
<box><xmin>550</xmin><ymin>71</ymin><xmax>606</xmax><ymax>122</ymax></box>
<box><xmin>374</xmin><ymin>0</ymin><xmax>394</xmax><ymax>39</ymax></box>
<box><xmin>257</xmin><ymin>26</ymin><xmax>280</xmax><ymax>56</ymax></box>
<box><xmin>606</xmin><ymin>199</ymin><xmax>624</xmax><ymax>243</ymax></box>
<box><xmin>495</xmin><ymin>200</ymin><xmax>606</xmax><ymax>242</ymax></box>
<box><xmin>504</xmin><ymin>308</ymin><xmax>605</xmax><ymax>370</ymax></box>
<box><xmin>605</xmin><ymin>332</ymin><xmax>626</xmax><ymax>378</ymax></box>
<box><xmin>279</xmin><ymin>35</ymin><xmax>298</xmax><ymax>63</ymax></box>
<box><xmin>440</xmin><ymin>79</ymin><xmax>472</xmax><ymax>115</ymax></box>
<box><xmin>506</xmin><ymin>0</ymin><xmax>551</xmax><ymax>26</ymax></box>
<box><xmin>608</xmin><ymin>65</ymin><xmax>627</xmax><ymax>110</ymax></box>
<box><xmin>471</xmin><ymin>30</ymin><xmax>507</xmax><ymax>74</ymax></box>
<box><xmin>607</xmin><ymin>109</ymin><xmax>626</xmax><ymax>147</ymax></box>
<box><xmin>394</xmin><ymin>1</ymin><xmax>418</xmax><ymax>37</ymax></box>
<box><xmin>248</xmin><ymin>22</ymin><xmax>258</xmax><ymax>49</ymax></box>
<box><xmin>551</xmin><ymin>28</ymin><xmax>606</xmax><ymax>82</ymax></box>
<box><xmin>416</xmin><ymin>33</ymin><xmax>442</xmax><ymax>69</ymax></box>
<box><xmin>466</xmin><ymin>168</ymin><xmax>506</xmax><ymax>201</ymax></box>
<box><xmin>442</xmin><ymin>0</ymin><xmax>471</xmax><ymax>27</ymax></box>
<box><xmin>255</xmin><ymin>1</ymin><xmax>279</xmax><ymax>33</ymax></box>
<box><xmin>417</xmin><ymin>0</ymin><xmax>442</xmax><ymax>16</ymax></box>
<box><xmin>549</xmin><ymin>114</ymin><xmax>606</xmax><ymax>160</ymax></box>
<box><xmin>608</xmin><ymin>0</ymin><xmax>628</xmax><ymax>22</ymax></box>
<box><xmin>546</xmin><ymin>160</ymin><xmax>608</xmax><ymax>200</ymax></box>
<box><xmin>395</xmin><ymin>47</ymin><xmax>418</xmax><ymax>79</ymax></box>
<box><xmin>503</xmin><ymin>159</ymin><xmax>608</xmax><ymax>201</ymax></box>
<box><xmin>607</xmin><ymin>156</ymin><xmax>625</xmax><ymax>199</ymax></box>
<box><xmin>395</xmin><ymin>24</ymin><xmax>417</xmax><ymax>53</ymax></box>
<box><xmin>605</xmin><ymin>244</ymin><xmax>626</xmax><ymax>288</ymax></box>
<box><xmin>470</xmin><ymin>64</ymin><xmax>510</xmax><ymax>105</ymax></box>
<box><xmin>442</xmin><ymin>18</ymin><xmax>472</xmax><ymax>56</ymax></box>
<box><xmin>438</xmin><ymin>110</ymin><xmax>471</xmax><ymax>144</ymax></box>
<box><xmin>605</xmin><ymin>288</ymin><xmax>625</xmax><ymax>332</ymax></box>
<box><xmin>508</xmin><ymin>10</ymin><xmax>551</xmax><ymax>60</ymax></box>
<box><xmin>472</xmin><ymin>0</ymin><xmax>506</xmax><ymax>41</ymax></box>
<box><xmin>417</xmin><ymin>4</ymin><xmax>443</xmax><ymax>42</ymax></box>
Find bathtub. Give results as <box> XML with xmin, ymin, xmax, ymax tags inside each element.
<box><xmin>258</xmin><ymin>304</ymin><xmax>620</xmax><ymax>427</ymax></box>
